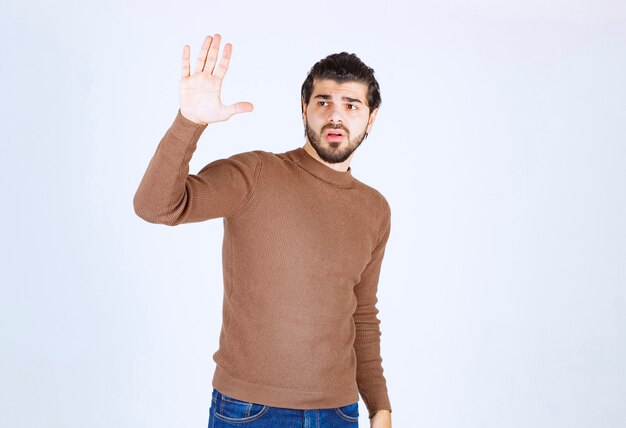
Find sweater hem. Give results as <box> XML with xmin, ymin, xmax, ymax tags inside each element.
<box><xmin>211</xmin><ymin>364</ymin><xmax>360</xmax><ymax>410</ymax></box>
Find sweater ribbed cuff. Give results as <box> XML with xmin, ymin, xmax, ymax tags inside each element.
<box><xmin>169</xmin><ymin>109</ymin><xmax>207</xmax><ymax>141</ymax></box>
<box><xmin>364</xmin><ymin>393</ymin><xmax>392</xmax><ymax>419</ymax></box>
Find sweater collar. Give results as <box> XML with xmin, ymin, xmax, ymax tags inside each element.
<box><xmin>290</xmin><ymin>147</ymin><xmax>355</xmax><ymax>187</ymax></box>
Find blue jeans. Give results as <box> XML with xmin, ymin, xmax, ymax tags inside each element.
<box><xmin>208</xmin><ymin>388</ymin><xmax>359</xmax><ymax>427</ymax></box>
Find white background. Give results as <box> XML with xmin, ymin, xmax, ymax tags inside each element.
<box><xmin>1</xmin><ymin>0</ymin><xmax>625</xmax><ymax>427</ymax></box>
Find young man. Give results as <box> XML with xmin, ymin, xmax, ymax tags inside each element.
<box><xmin>134</xmin><ymin>33</ymin><xmax>393</xmax><ymax>428</ymax></box>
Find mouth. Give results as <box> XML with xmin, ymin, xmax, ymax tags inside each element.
<box><xmin>323</xmin><ymin>129</ymin><xmax>346</xmax><ymax>142</ymax></box>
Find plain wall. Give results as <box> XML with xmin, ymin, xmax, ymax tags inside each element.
<box><xmin>1</xmin><ymin>0</ymin><xmax>625</xmax><ymax>427</ymax></box>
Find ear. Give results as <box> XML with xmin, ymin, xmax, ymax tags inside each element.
<box><xmin>301</xmin><ymin>99</ymin><xmax>308</xmax><ymax>123</ymax></box>
<box><xmin>366</xmin><ymin>107</ymin><xmax>379</xmax><ymax>133</ymax></box>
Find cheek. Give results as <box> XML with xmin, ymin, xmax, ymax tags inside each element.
<box><xmin>307</xmin><ymin>116</ymin><xmax>324</xmax><ymax>129</ymax></box>
<box><xmin>351</xmin><ymin>117</ymin><xmax>369</xmax><ymax>132</ymax></box>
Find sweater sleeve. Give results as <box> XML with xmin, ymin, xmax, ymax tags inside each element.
<box><xmin>133</xmin><ymin>109</ymin><xmax>262</xmax><ymax>225</ymax></box>
<box><xmin>353</xmin><ymin>204</ymin><xmax>392</xmax><ymax>419</ymax></box>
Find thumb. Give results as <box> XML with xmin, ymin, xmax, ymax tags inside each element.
<box><xmin>224</xmin><ymin>101</ymin><xmax>254</xmax><ymax>118</ymax></box>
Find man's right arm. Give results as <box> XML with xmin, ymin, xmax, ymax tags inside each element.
<box><xmin>132</xmin><ymin>109</ymin><xmax>262</xmax><ymax>225</ymax></box>
<box><xmin>133</xmin><ymin>33</ymin><xmax>258</xmax><ymax>225</ymax></box>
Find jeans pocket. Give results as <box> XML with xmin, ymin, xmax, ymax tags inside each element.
<box><xmin>334</xmin><ymin>402</ymin><xmax>359</xmax><ymax>422</ymax></box>
<box><xmin>213</xmin><ymin>390</ymin><xmax>269</xmax><ymax>423</ymax></box>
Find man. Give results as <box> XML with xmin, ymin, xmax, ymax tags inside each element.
<box><xmin>134</xmin><ymin>33</ymin><xmax>393</xmax><ymax>428</ymax></box>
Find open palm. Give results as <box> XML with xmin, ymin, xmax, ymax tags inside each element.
<box><xmin>179</xmin><ymin>34</ymin><xmax>253</xmax><ymax>125</ymax></box>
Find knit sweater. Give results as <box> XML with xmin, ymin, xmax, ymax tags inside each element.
<box><xmin>133</xmin><ymin>109</ymin><xmax>392</xmax><ymax>419</ymax></box>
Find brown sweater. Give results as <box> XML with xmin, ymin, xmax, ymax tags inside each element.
<box><xmin>133</xmin><ymin>110</ymin><xmax>392</xmax><ymax>419</ymax></box>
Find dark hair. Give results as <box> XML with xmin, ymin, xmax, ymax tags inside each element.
<box><xmin>301</xmin><ymin>52</ymin><xmax>381</xmax><ymax>115</ymax></box>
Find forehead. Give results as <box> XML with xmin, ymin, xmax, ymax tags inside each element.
<box><xmin>311</xmin><ymin>79</ymin><xmax>369</xmax><ymax>104</ymax></box>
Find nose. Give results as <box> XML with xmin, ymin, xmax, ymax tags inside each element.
<box><xmin>326</xmin><ymin>103</ymin><xmax>344</xmax><ymax>124</ymax></box>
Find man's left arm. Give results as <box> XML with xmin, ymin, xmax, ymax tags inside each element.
<box><xmin>353</xmin><ymin>203</ymin><xmax>393</xmax><ymax>427</ymax></box>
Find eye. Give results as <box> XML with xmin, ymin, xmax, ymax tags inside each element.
<box><xmin>318</xmin><ymin>101</ymin><xmax>329</xmax><ymax>107</ymax></box>
<box><xmin>347</xmin><ymin>104</ymin><xmax>357</xmax><ymax>110</ymax></box>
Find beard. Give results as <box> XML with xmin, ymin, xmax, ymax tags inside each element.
<box><xmin>305</xmin><ymin>120</ymin><xmax>368</xmax><ymax>164</ymax></box>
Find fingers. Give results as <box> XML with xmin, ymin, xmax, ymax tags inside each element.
<box><xmin>181</xmin><ymin>45</ymin><xmax>190</xmax><ymax>78</ymax></box>
<box><xmin>213</xmin><ymin>42</ymin><xmax>232</xmax><ymax>81</ymax></box>
<box><xmin>193</xmin><ymin>35</ymin><xmax>213</xmax><ymax>74</ymax></box>
<box><xmin>204</xmin><ymin>33</ymin><xmax>221</xmax><ymax>74</ymax></box>
<box><xmin>224</xmin><ymin>102</ymin><xmax>254</xmax><ymax>118</ymax></box>
<box><xmin>188</xmin><ymin>33</ymin><xmax>231</xmax><ymax>78</ymax></box>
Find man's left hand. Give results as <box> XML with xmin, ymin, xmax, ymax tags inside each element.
<box><xmin>370</xmin><ymin>409</ymin><xmax>391</xmax><ymax>428</ymax></box>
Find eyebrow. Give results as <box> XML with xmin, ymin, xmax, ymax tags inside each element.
<box><xmin>313</xmin><ymin>94</ymin><xmax>364</xmax><ymax>104</ymax></box>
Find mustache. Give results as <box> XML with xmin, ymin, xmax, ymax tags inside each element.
<box><xmin>322</xmin><ymin>124</ymin><xmax>349</xmax><ymax>133</ymax></box>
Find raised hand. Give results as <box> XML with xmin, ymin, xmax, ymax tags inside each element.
<box><xmin>179</xmin><ymin>34</ymin><xmax>254</xmax><ymax>125</ymax></box>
